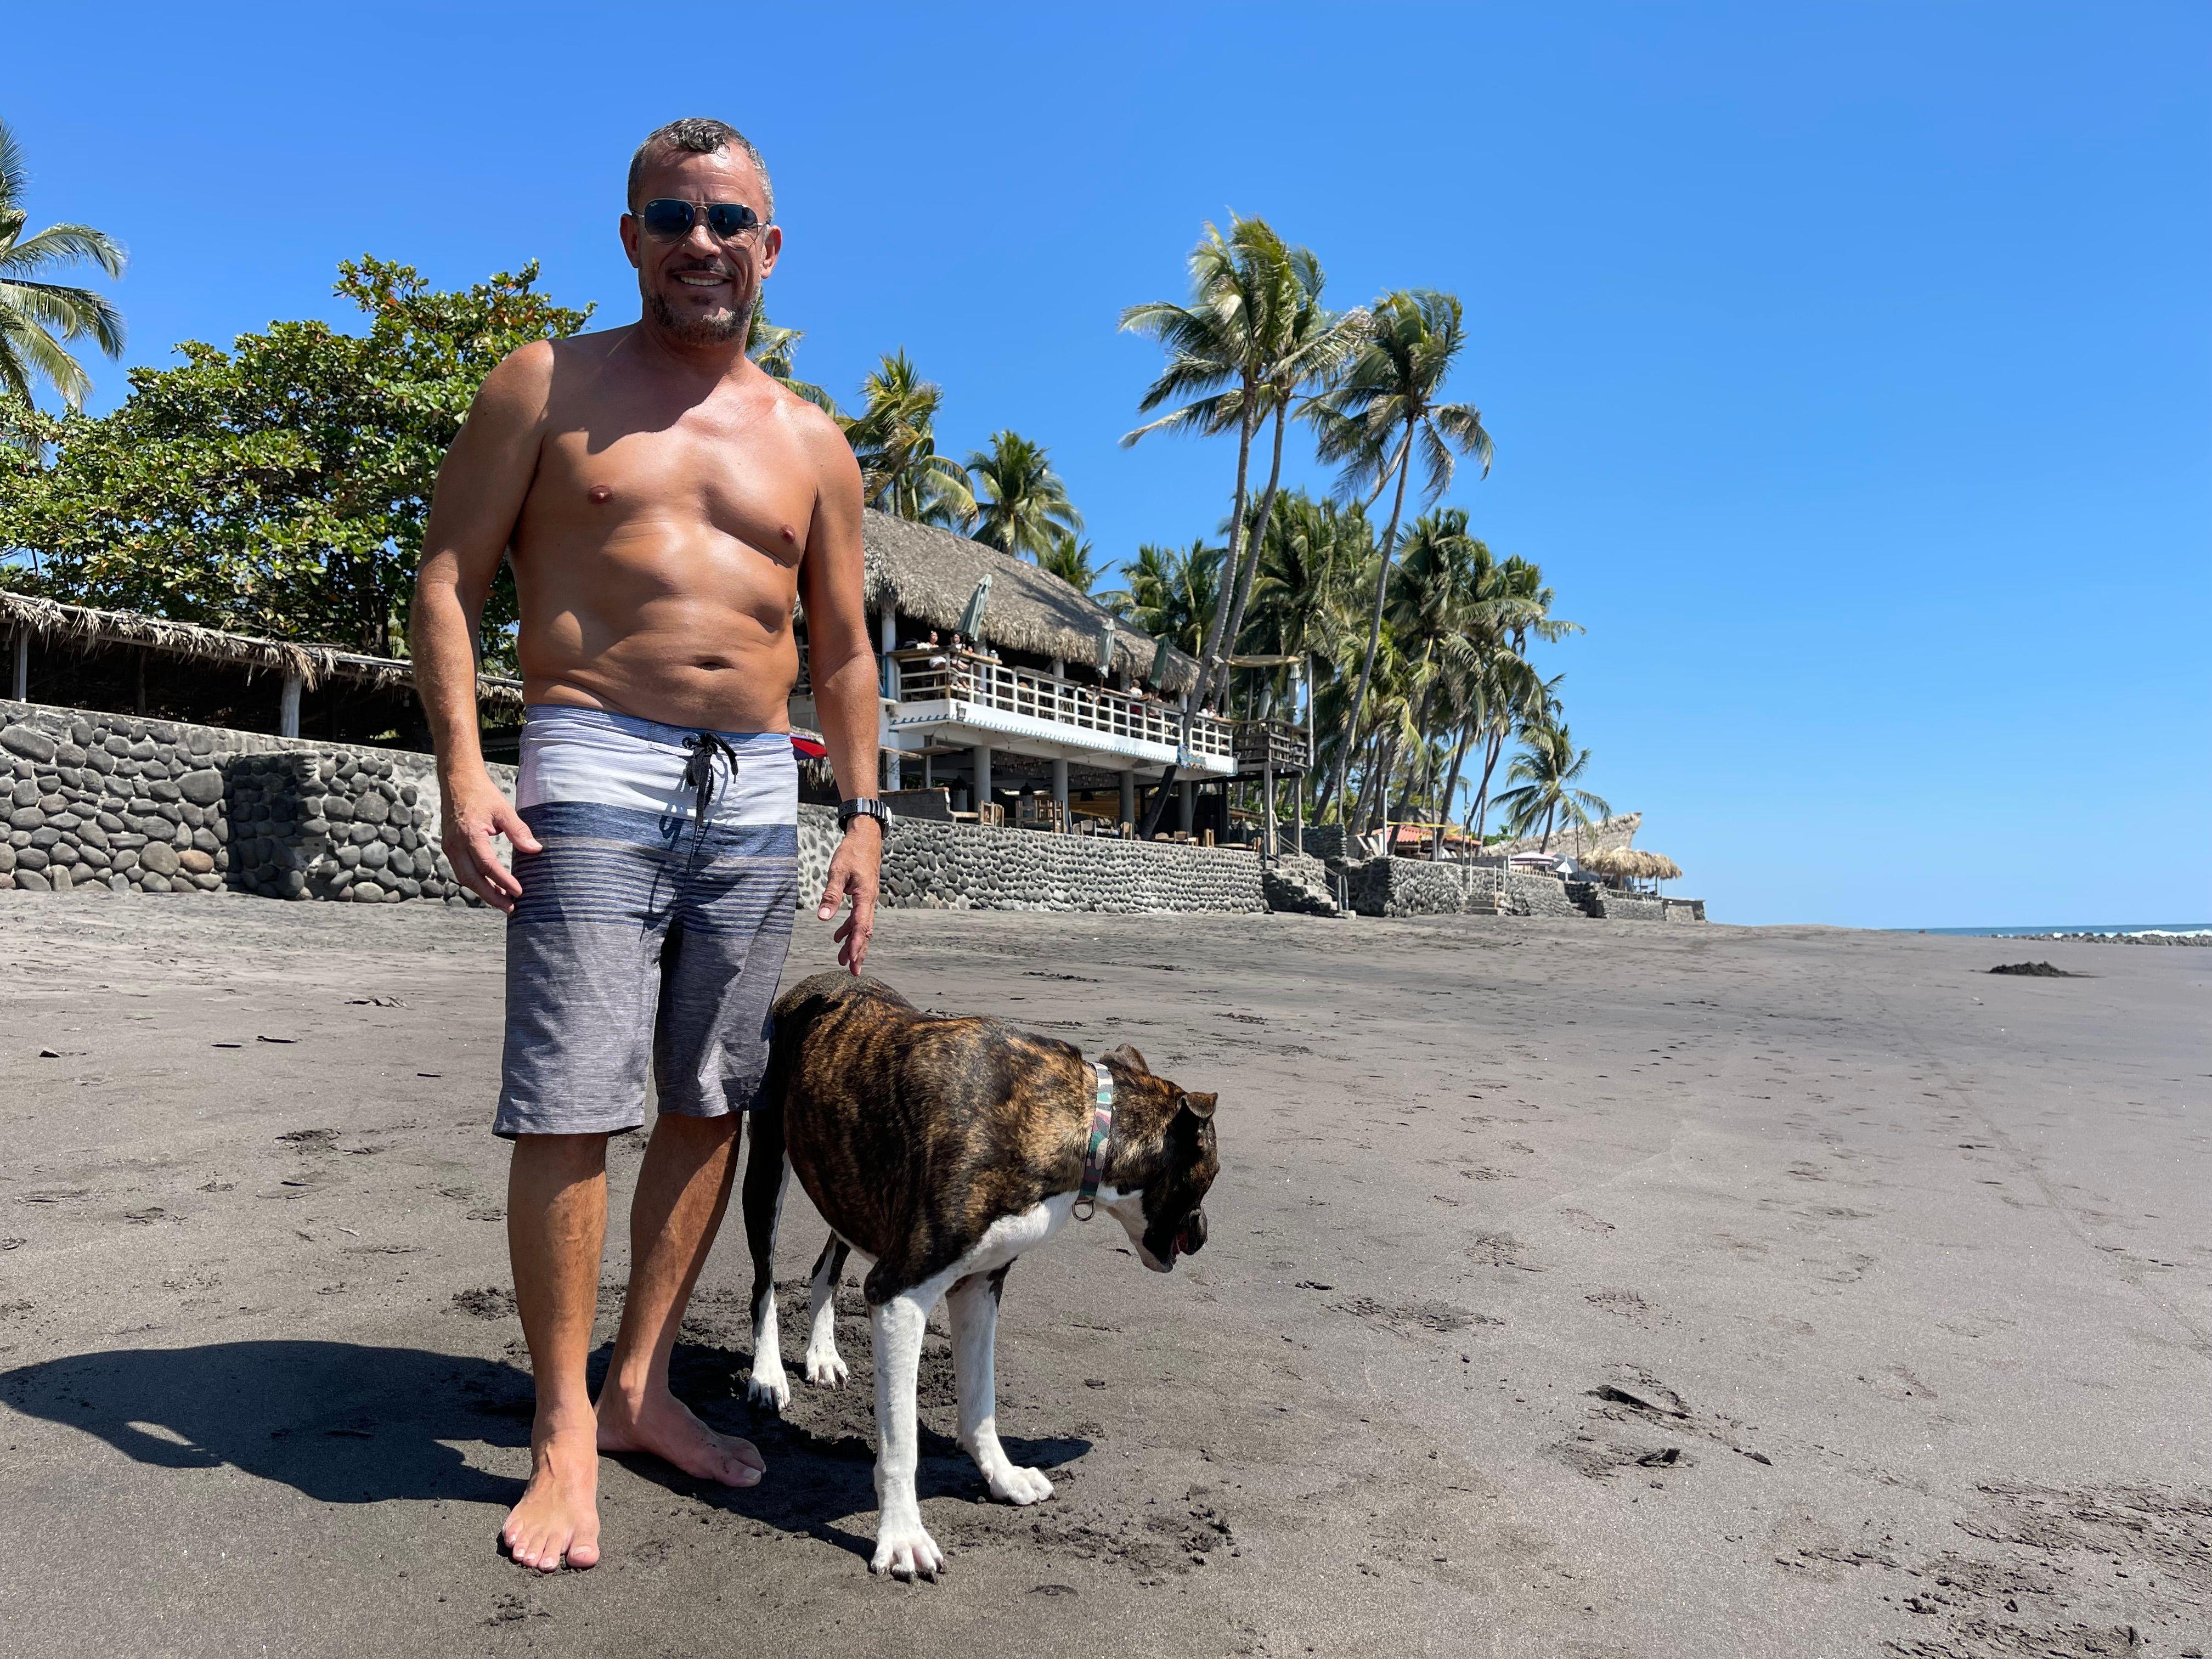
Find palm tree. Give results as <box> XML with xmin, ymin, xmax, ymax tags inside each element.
<box><xmin>966</xmin><ymin>429</ymin><xmax>1082</xmax><ymax>560</ymax></box>
<box><xmin>1037</xmin><ymin>528</ymin><xmax>1103</xmax><ymax>594</ymax></box>
<box><xmin>1109</xmin><ymin>538</ymin><xmax>1221</xmax><ymax>660</ymax></box>
<box><xmin>1121</xmin><ymin>218</ymin><xmax>1365</xmax><ymax>836</ymax></box>
<box><xmin>1492</xmin><ymin>718</ymin><xmax>1610</xmax><ymax>852</ymax></box>
<box><xmin>842</xmin><ymin>349</ymin><xmax>973</xmax><ymax>526</ymax></box>
<box><xmin>1379</xmin><ymin>509</ymin><xmax>1499</xmax><ymax>833</ymax></box>
<box><xmin>1120</xmin><ymin>218</ymin><xmax>1360</xmax><ymax>710</ymax></box>
<box><xmin>0</xmin><ymin>120</ymin><xmax>126</xmax><ymax>412</ymax></box>
<box><xmin>1310</xmin><ymin>289</ymin><xmax>1492</xmax><ymax>822</ymax></box>
<box><xmin>746</xmin><ymin>303</ymin><xmax>836</xmax><ymax>413</ymax></box>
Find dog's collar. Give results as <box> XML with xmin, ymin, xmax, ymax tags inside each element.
<box><xmin>1072</xmin><ymin>1060</ymin><xmax>1115</xmax><ymax>1221</ymax></box>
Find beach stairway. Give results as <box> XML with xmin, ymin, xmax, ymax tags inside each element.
<box><xmin>1566</xmin><ymin>879</ymin><xmax>1606</xmax><ymax>919</ymax></box>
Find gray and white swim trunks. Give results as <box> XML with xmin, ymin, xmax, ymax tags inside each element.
<box><xmin>494</xmin><ymin>704</ymin><xmax>799</xmax><ymax>1139</ymax></box>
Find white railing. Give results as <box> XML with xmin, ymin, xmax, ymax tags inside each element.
<box><xmin>890</xmin><ymin>649</ymin><xmax>1233</xmax><ymax>760</ymax></box>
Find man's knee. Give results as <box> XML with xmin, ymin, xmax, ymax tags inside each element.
<box><xmin>651</xmin><ymin>1109</ymin><xmax>742</xmax><ymax>1148</ymax></box>
<box><xmin>509</xmin><ymin>1130</ymin><xmax>612</xmax><ymax>1183</ymax></box>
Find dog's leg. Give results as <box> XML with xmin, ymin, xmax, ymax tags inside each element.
<box><xmin>947</xmin><ymin>1265</ymin><xmax>1051</xmax><ymax>1505</ymax></box>
<box><xmin>868</xmin><ymin>1289</ymin><xmax>945</xmax><ymax>1579</ymax></box>
<box><xmin>804</xmin><ymin>1234</ymin><xmax>851</xmax><ymax>1388</ymax></box>
<box><xmin>741</xmin><ymin>1113</ymin><xmax>791</xmax><ymax>1411</ymax></box>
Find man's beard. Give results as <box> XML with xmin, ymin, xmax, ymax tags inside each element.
<box><xmin>647</xmin><ymin>285</ymin><xmax>749</xmax><ymax>345</ymax></box>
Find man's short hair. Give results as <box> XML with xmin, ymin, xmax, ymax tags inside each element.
<box><xmin>627</xmin><ymin>118</ymin><xmax>774</xmax><ymax>217</ymax></box>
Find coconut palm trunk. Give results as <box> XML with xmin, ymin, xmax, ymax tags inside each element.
<box><xmin>1138</xmin><ymin>394</ymin><xmax>1256</xmax><ymax>838</ymax></box>
<box><xmin>1328</xmin><ymin>422</ymin><xmax>1414</xmax><ymax>821</ymax></box>
<box><xmin>1435</xmin><ymin>719</ymin><xmax>1479</xmax><ymax>860</ymax></box>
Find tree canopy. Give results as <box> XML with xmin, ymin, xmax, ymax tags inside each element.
<box><xmin>0</xmin><ymin>258</ymin><xmax>590</xmax><ymax>663</ymax></box>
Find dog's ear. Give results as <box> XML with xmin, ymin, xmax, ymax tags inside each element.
<box><xmin>1102</xmin><ymin>1042</ymin><xmax>1149</xmax><ymax>1075</ymax></box>
<box><xmin>1179</xmin><ymin>1091</ymin><xmax>1217</xmax><ymax>1121</ymax></box>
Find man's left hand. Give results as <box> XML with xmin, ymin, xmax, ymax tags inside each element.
<box><xmin>817</xmin><ymin>816</ymin><xmax>882</xmax><ymax>973</ymax></box>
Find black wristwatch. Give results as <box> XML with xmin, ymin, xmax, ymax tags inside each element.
<box><xmin>838</xmin><ymin>797</ymin><xmax>893</xmax><ymax>833</ymax></box>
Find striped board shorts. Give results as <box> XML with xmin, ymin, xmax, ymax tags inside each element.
<box><xmin>494</xmin><ymin>704</ymin><xmax>799</xmax><ymax>1139</ymax></box>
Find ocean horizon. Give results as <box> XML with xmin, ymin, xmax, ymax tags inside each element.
<box><xmin>1898</xmin><ymin>923</ymin><xmax>2212</xmax><ymax>938</ymax></box>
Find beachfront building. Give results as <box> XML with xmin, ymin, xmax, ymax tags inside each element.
<box><xmin>794</xmin><ymin>511</ymin><xmax>1276</xmax><ymax>837</ymax></box>
<box><xmin>1</xmin><ymin>511</ymin><xmax>1304</xmax><ymax>840</ymax></box>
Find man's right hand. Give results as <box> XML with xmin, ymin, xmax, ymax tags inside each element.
<box><xmin>442</xmin><ymin>774</ymin><xmax>542</xmax><ymax>913</ymax></box>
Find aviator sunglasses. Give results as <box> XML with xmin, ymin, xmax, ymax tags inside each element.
<box><xmin>636</xmin><ymin>198</ymin><xmax>769</xmax><ymax>242</ymax></box>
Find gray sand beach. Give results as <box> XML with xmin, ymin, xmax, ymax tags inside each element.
<box><xmin>1</xmin><ymin>897</ymin><xmax>2205</xmax><ymax>1657</ymax></box>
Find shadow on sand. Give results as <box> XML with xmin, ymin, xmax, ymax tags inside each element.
<box><xmin>0</xmin><ymin>1339</ymin><xmax>1091</xmax><ymax>1562</ymax></box>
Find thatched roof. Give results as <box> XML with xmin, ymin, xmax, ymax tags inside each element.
<box><xmin>860</xmin><ymin>511</ymin><xmax>1198</xmax><ymax>693</ymax></box>
<box><xmin>1494</xmin><ymin>811</ymin><xmax>1642</xmax><ymax>861</ymax></box>
<box><xmin>1578</xmin><ymin>845</ymin><xmax>1683</xmax><ymax>881</ymax></box>
<box><xmin>0</xmin><ymin>590</ymin><xmax>526</xmax><ymax>711</ymax></box>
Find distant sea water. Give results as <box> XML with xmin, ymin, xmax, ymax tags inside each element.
<box><xmin>1902</xmin><ymin>923</ymin><xmax>2212</xmax><ymax>938</ymax></box>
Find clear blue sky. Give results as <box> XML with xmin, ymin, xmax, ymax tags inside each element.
<box><xmin>10</xmin><ymin>2</ymin><xmax>2207</xmax><ymax>927</ymax></box>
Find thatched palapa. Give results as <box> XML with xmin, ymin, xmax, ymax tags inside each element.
<box><xmin>0</xmin><ymin>589</ymin><xmax>525</xmax><ymax>710</ymax></box>
<box><xmin>860</xmin><ymin>511</ymin><xmax>1198</xmax><ymax>693</ymax></box>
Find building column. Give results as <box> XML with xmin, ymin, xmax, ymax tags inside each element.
<box><xmin>1177</xmin><ymin>779</ymin><xmax>1194</xmax><ymax>834</ymax></box>
<box><xmin>279</xmin><ymin>673</ymin><xmax>303</xmax><ymax>739</ymax></box>
<box><xmin>1263</xmin><ymin>761</ymin><xmax>1277</xmax><ymax>858</ymax></box>
<box><xmin>972</xmin><ymin>744</ymin><xmax>992</xmax><ymax>822</ymax></box>
<box><xmin>1119</xmin><ymin>769</ymin><xmax>1136</xmax><ymax>830</ymax></box>
<box><xmin>10</xmin><ymin>630</ymin><xmax>26</xmax><ymax>702</ymax></box>
<box><xmin>1050</xmin><ymin>757</ymin><xmax>1068</xmax><ymax>828</ymax></box>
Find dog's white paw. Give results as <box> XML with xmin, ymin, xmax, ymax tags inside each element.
<box><xmin>804</xmin><ymin>1345</ymin><xmax>848</xmax><ymax>1389</ymax></box>
<box><xmin>986</xmin><ymin>1464</ymin><xmax>1054</xmax><ymax>1506</ymax></box>
<box><xmin>746</xmin><ymin>1361</ymin><xmax>791</xmax><ymax>1412</ymax></box>
<box><xmin>870</xmin><ymin>1518</ymin><xmax>945</xmax><ymax>1579</ymax></box>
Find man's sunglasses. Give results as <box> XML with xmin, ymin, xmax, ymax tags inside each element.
<box><xmin>636</xmin><ymin>198</ymin><xmax>769</xmax><ymax>242</ymax></box>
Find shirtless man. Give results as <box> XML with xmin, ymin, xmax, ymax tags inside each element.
<box><xmin>410</xmin><ymin>117</ymin><xmax>883</xmax><ymax>1573</ymax></box>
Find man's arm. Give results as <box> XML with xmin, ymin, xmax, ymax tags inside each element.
<box><xmin>409</xmin><ymin>343</ymin><xmax>552</xmax><ymax>912</ymax></box>
<box><xmin>795</xmin><ymin>411</ymin><xmax>881</xmax><ymax>973</ymax></box>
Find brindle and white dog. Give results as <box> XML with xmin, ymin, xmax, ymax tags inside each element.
<box><xmin>738</xmin><ymin>970</ymin><xmax>1220</xmax><ymax>1579</ymax></box>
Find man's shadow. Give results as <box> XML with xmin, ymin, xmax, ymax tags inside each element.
<box><xmin>0</xmin><ymin>1339</ymin><xmax>1091</xmax><ymax>1560</ymax></box>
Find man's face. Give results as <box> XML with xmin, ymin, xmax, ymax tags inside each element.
<box><xmin>620</xmin><ymin>146</ymin><xmax>781</xmax><ymax>347</ymax></box>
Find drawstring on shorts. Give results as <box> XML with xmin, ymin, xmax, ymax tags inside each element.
<box><xmin>680</xmin><ymin>732</ymin><xmax>740</xmax><ymax>847</ymax></box>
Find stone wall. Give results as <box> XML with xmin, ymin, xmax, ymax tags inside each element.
<box><xmin>4</xmin><ymin>697</ymin><xmax>1705</xmax><ymax>922</ymax></box>
<box><xmin>1504</xmin><ymin>872</ymin><xmax>1583</xmax><ymax>919</ymax></box>
<box><xmin>1</xmin><ymin>699</ymin><xmax>499</xmax><ymax>903</ymax></box>
<box><xmin>801</xmin><ymin>804</ymin><xmax>1267</xmax><ymax>915</ymax></box>
<box><xmin>1342</xmin><ymin>856</ymin><xmax>1488</xmax><ymax>918</ymax></box>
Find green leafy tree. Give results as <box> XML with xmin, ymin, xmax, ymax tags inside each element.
<box><xmin>967</xmin><ymin>428</ymin><xmax>1082</xmax><ymax>560</ymax></box>
<box><xmin>1311</xmin><ymin>289</ymin><xmax>1493</xmax><ymax>820</ymax></box>
<box><xmin>0</xmin><ymin>258</ymin><xmax>590</xmax><ymax>663</ymax></box>
<box><xmin>0</xmin><ymin>119</ymin><xmax>126</xmax><ymax>415</ymax></box>
<box><xmin>841</xmin><ymin>349</ymin><xmax>973</xmax><ymax>525</ymax></box>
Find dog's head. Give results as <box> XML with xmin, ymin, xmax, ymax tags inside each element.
<box><xmin>1098</xmin><ymin>1043</ymin><xmax>1218</xmax><ymax>1273</ymax></box>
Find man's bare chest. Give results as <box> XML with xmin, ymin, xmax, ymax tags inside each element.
<box><xmin>526</xmin><ymin>400</ymin><xmax>814</xmax><ymax>568</ymax></box>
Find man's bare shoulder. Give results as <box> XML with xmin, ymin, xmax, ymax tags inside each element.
<box><xmin>763</xmin><ymin>382</ymin><xmax>862</xmax><ymax>493</ymax></box>
<box><xmin>472</xmin><ymin>334</ymin><xmax>576</xmax><ymax>424</ymax></box>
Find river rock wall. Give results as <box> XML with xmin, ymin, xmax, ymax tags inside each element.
<box><xmin>2</xmin><ymin>699</ymin><xmax>500</xmax><ymax>902</ymax></box>
<box><xmin>4</xmin><ymin>698</ymin><xmax>1703</xmax><ymax>922</ymax></box>
<box><xmin>799</xmin><ymin>805</ymin><xmax>1267</xmax><ymax>915</ymax></box>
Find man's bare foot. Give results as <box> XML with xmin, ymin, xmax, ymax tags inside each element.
<box><xmin>597</xmin><ymin>1383</ymin><xmax>765</xmax><ymax>1487</ymax></box>
<box><xmin>501</xmin><ymin>1410</ymin><xmax>602</xmax><ymax>1572</ymax></box>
